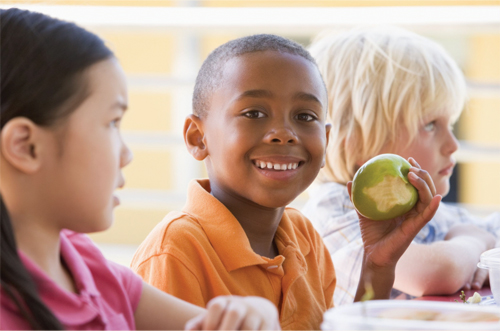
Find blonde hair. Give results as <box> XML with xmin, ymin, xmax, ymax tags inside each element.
<box><xmin>310</xmin><ymin>27</ymin><xmax>467</xmax><ymax>185</ymax></box>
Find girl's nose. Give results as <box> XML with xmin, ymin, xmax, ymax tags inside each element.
<box><xmin>120</xmin><ymin>141</ymin><xmax>133</xmax><ymax>168</ymax></box>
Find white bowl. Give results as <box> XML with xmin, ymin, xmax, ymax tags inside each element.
<box><xmin>478</xmin><ymin>247</ymin><xmax>500</xmax><ymax>307</ymax></box>
<box><xmin>322</xmin><ymin>300</ymin><xmax>500</xmax><ymax>330</ymax></box>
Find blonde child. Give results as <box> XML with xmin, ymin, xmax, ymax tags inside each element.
<box><xmin>0</xmin><ymin>8</ymin><xmax>281</xmax><ymax>330</ymax></box>
<box><xmin>302</xmin><ymin>26</ymin><xmax>500</xmax><ymax>306</ymax></box>
<box><xmin>131</xmin><ymin>33</ymin><xmax>441</xmax><ymax>329</ymax></box>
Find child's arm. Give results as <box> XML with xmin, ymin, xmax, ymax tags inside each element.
<box><xmin>394</xmin><ymin>224</ymin><xmax>495</xmax><ymax>296</ymax></box>
<box><xmin>351</xmin><ymin>158</ymin><xmax>441</xmax><ymax>302</ymax></box>
<box><xmin>134</xmin><ymin>282</ymin><xmax>280</xmax><ymax>330</ymax></box>
<box><xmin>443</xmin><ymin>224</ymin><xmax>495</xmax><ymax>290</ymax></box>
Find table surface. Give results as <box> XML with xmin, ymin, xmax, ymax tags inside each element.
<box><xmin>414</xmin><ymin>287</ymin><xmax>493</xmax><ymax>303</ymax></box>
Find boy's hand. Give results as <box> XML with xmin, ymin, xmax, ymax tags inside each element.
<box><xmin>352</xmin><ymin>157</ymin><xmax>441</xmax><ymax>301</ymax></box>
<box><xmin>445</xmin><ymin>224</ymin><xmax>495</xmax><ymax>291</ymax></box>
<box><xmin>185</xmin><ymin>296</ymin><xmax>281</xmax><ymax>330</ymax></box>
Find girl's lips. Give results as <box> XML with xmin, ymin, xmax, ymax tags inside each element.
<box><xmin>113</xmin><ymin>195</ymin><xmax>120</xmax><ymax>206</ymax></box>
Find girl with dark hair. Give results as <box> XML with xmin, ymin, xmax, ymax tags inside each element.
<box><xmin>0</xmin><ymin>8</ymin><xmax>280</xmax><ymax>330</ymax></box>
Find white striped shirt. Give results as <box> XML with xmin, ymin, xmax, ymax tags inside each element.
<box><xmin>302</xmin><ymin>182</ymin><xmax>500</xmax><ymax>306</ymax></box>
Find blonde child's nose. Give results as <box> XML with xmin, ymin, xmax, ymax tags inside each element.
<box><xmin>443</xmin><ymin>129</ymin><xmax>459</xmax><ymax>155</ymax></box>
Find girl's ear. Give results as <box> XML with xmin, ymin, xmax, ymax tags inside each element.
<box><xmin>1</xmin><ymin>118</ymin><xmax>43</xmax><ymax>174</ymax></box>
<box><xmin>183</xmin><ymin>114</ymin><xmax>208</xmax><ymax>161</ymax></box>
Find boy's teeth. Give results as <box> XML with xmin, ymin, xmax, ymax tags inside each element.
<box><xmin>255</xmin><ymin>161</ymin><xmax>300</xmax><ymax>171</ymax></box>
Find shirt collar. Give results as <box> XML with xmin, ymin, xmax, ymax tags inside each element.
<box><xmin>18</xmin><ymin>231</ymin><xmax>99</xmax><ymax>297</ymax></box>
<box><xmin>275</xmin><ymin>209</ymin><xmax>310</xmax><ymax>257</ymax></box>
<box><xmin>182</xmin><ymin>179</ymin><xmax>310</xmax><ymax>272</ymax></box>
<box><xmin>17</xmin><ymin>231</ymin><xmax>102</xmax><ymax>326</ymax></box>
<box><xmin>59</xmin><ymin>230</ymin><xmax>100</xmax><ymax>297</ymax></box>
<box><xmin>183</xmin><ymin>179</ymin><xmax>265</xmax><ymax>272</ymax></box>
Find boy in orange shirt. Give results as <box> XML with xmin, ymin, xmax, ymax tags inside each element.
<box><xmin>131</xmin><ymin>34</ymin><xmax>441</xmax><ymax>330</ymax></box>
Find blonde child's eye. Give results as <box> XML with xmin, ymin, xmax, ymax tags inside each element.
<box><xmin>297</xmin><ymin>113</ymin><xmax>316</xmax><ymax>122</ymax></box>
<box><xmin>424</xmin><ymin>121</ymin><xmax>436</xmax><ymax>132</ymax></box>
<box><xmin>110</xmin><ymin>118</ymin><xmax>122</xmax><ymax>128</ymax></box>
<box><xmin>243</xmin><ymin>110</ymin><xmax>265</xmax><ymax>119</ymax></box>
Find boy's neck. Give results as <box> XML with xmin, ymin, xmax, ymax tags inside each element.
<box><xmin>210</xmin><ymin>182</ymin><xmax>284</xmax><ymax>259</ymax></box>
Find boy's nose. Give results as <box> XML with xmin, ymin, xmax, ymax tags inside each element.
<box><xmin>265</xmin><ymin>126</ymin><xmax>297</xmax><ymax>144</ymax></box>
<box><xmin>442</xmin><ymin>128</ymin><xmax>459</xmax><ymax>155</ymax></box>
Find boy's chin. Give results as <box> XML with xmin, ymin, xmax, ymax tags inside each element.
<box><xmin>250</xmin><ymin>195</ymin><xmax>297</xmax><ymax>209</ymax></box>
<box><xmin>436</xmin><ymin>181</ymin><xmax>450</xmax><ymax>198</ymax></box>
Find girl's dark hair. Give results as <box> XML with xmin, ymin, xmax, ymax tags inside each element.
<box><xmin>0</xmin><ymin>8</ymin><xmax>113</xmax><ymax>329</ymax></box>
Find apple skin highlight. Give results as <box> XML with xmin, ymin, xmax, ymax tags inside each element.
<box><xmin>352</xmin><ymin>154</ymin><xmax>418</xmax><ymax>221</ymax></box>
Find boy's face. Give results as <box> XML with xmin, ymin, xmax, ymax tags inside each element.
<box><xmin>200</xmin><ymin>51</ymin><xmax>330</xmax><ymax>208</ymax></box>
<box><xmin>381</xmin><ymin>113</ymin><xmax>459</xmax><ymax>196</ymax></box>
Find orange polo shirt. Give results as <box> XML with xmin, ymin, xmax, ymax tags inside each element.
<box><xmin>131</xmin><ymin>179</ymin><xmax>336</xmax><ymax>330</ymax></box>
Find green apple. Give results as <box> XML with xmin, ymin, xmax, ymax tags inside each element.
<box><xmin>352</xmin><ymin>154</ymin><xmax>418</xmax><ymax>221</ymax></box>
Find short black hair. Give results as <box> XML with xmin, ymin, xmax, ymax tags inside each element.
<box><xmin>192</xmin><ymin>34</ymin><xmax>317</xmax><ymax>117</ymax></box>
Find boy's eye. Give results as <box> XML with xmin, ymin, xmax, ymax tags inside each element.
<box><xmin>110</xmin><ymin>118</ymin><xmax>122</xmax><ymax>128</ymax></box>
<box><xmin>243</xmin><ymin>110</ymin><xmax>265</xmax><ymax>119</ymax></box>
<box><xmin>424</xmin><ymin>121</ymin><xmax>436</xmax><ymax>132</ymax></box>
<box><xmin>296</xmin><ymin>113</ymin><xmax>316</xmax><ymax>122</ymax></box>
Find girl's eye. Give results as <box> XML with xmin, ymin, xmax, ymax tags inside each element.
<box><xmin>424</xmin><ymin>121</ymin><xmax>436</xmax><ymax>132</ymax></box>
<box><xmin>297</xmin><ymin>113</ymin><xmax>316</xmax><ymax>122</ymax></box>
<box><xmin>243</xmin><ymin>110</ymin><xmax>265</xmax><ymax>119</ymax></box>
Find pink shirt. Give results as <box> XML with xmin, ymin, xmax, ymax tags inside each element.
<box><xmin>1</xmin><ymin>230</ymin><xmax>143</xmax><ymax>330</ymax></box>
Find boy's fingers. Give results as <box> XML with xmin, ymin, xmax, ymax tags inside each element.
<box><xmin>218</xmin><ymin>301</ymin><xmax>245</xmax><ymax>330</ymax></box>
<box><xmin>203</xmin><ymin>297</ymin><xmax>228</xmax><ymax>330</ymax></box>
<box><xmin>410</xmin><ymin>167</ymin><xmax>436</xmax><ymax>197</ymax></box>
<box><xmin>408</xmin><ymin>157</ymin><xmax>421</xmax><ymax>169</ymax></box>
<box><xmin>405</xmin><ymin>195</ymin><xmax>441</xmax><ymax>236</ymax></box>
<box><xmin>418</xmin><ymin>195</ymin><xmax>441</xmax><ymax>228</ymax></box>
<box><xmin>472</xmin><ymin>268</ymin><xmax>489</xmax><ymax>290</ymax></box>
<box><xmin>185</xmin><ymin>313</ymin><xmax>205</xmax><ymax>331</ymax></box>
<box><xmin>261</xmin><ymin>320</ymin><xmax>280</xmax><ymax>331</ymax></box>
<box><xmin>241</xmin><ymin>314</ymin><xmax>262</xmax><ymax>331</ymax></box>
<box><xmin>408</xmin><ymin>172</ymin><xmax>433</xmax><ymax>205</ymax></box>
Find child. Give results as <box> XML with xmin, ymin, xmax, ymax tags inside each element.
<box><xmin>302</xmin><ymin>26</ymin><xmax>500</xmax><ymax>306</ymax></box>
<box><xmin>131</xmin><ymin>33</ymin><xmax>441</xmax><ymax>329</ymax></box>
<box><xmin>0</xmin><ymin>8</ymin><xmax>281</xmax><ymax>330</ymax></box>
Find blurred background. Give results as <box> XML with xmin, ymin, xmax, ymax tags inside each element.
<box><xmin>2</xmin><ymin>0</ymin><xmax>499</xmax><ymax>265</ymax></box>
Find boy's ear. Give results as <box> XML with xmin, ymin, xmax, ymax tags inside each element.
<box><xmin>184</xmin><ymin>114</ymin><xmax>208</xmax><ymax>161</ymax></box>
<box><xmin>321</xmin><ymin>123</ymin><xmax>332</xmax><ymax>168</ymax></box>
<box><xmin>1</xmin><ymin>117</ymin><xmax>42</xmax><ymax>174</ymax></box>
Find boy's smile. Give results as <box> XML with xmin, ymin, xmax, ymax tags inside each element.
<box><xmin>197</xmin><ymin>50</ymin><xmax>330</xmax><ymax>209</ymax></box>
